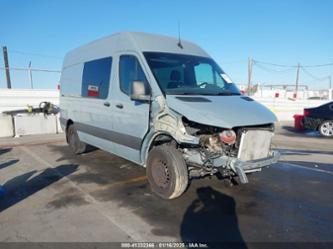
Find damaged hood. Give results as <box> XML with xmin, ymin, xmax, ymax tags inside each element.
<box><xmin>166</xmin><ymin>95</ymin><xmax>277</xmax><ymax>128</ymax></box>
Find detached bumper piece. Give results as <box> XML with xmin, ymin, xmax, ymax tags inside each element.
<box><xmin>184</xmin><ymin>149</ymin><xmax>280</xmax><ymax>183</ymax></box>
<box><xmin>233</xmin><ymin>150</ymin><xmax>280</xmax><ymax>171</ymax></box>
<box><xmin>230</xmin><ymin>150</ymin><xmax>280</xmax><ymax>184</ymax></box>
<box><xmin>212</xmin><ymin>150</ymin><xmax>280</xmax><ymax>184</ymax></box>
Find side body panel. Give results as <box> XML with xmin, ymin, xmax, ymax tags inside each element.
<box><xmin>60</xmin><ymin>50</ymin><xmax>152</xmax><ymax>165</ymax></box>
<box><xmin>60</xmin><ymin>58</ymin><xmax>117</xmax><ymax>155</ymax></box>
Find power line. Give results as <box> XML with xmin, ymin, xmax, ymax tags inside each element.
<box><xmin>300</xmin><ymin>66</ymin><xmax>328</xmax><ymax>81</ymax></box>
<box><xmin>253</xmin><ymin>62</ymin><xmax>295</xmax><ymax>73</ymax></box>
<box><xmin>0</xmin><ymin>44</ymin><xmax>63</xmax><ymax>59</ymax></box>
<box><xmin>251</xmin><ymin>58</ymin><xmax>333</xmax><ymax>92</ymax></box>
<box><xmin>9</xmin><ymin>49</ymin><xmax>63</xmax><ymax>60</ymax></box>
<box><xmin>253</xmin><ymin>59</ymin><xmax>333</xmax><ymax>68</ymax></box>
<box><xmin>302</xmin><ymin>62</ymin><xmax>333</xmax><ymax>68</ymax></box>
<box><xmin>252</xmin><ymin>60</ymin><xmax>296</xmax><ymax>68</ymax></box>
<box><xmin>0</xmin><ymin>66</ymin><xmax>61</xmax><ymax>73</ymax></box>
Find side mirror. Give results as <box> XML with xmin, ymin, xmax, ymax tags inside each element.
<box><xmin>130</xmin><ymin>80</ymin><xmax>150</xmax><ymax>101</ymax></box>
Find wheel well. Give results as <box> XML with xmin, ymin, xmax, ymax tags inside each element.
<box><xmin>148</xmin><ymin>134</ymin><xmax>177</xmax><ymax>152</ymax></box>
<box><xmin>65</xmin><ymin>119</ymin><xmax>73</xmax><ymax>142</ymax></box>
<box><xmin>66</xmin><ymin>119</ymin><xmax>73</xmax><ymax>131</ymax></box>
<box><xmin>317</xmin><ymin>119</ymin><xmax>328</xmax><ymax>130</ymax></box>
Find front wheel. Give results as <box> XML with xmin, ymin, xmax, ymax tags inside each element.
<box><xmin>66</xmin><ymin>124</ymin><xmax>87</xmax><ymax>154</ymax></box>
<box><xmin>146</xmin><ymin>144</ymin><xmax>188</xmax><ymax>199</ymax></box>
<box><xmin>319</xmin><ymin>120</ymin><xmax>333</xmax><ymax>137</ymax></box>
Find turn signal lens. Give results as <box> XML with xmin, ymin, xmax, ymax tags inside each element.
<box><xmin>219</xmin><ymin>130</ymin><xmax>236</xmax><ymax>145</ymax></box>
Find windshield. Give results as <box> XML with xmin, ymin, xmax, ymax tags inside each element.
<box><xmin>143</xmin><ymin>52</ymin><xmax>240</xmax><ymax>96</ymax></box>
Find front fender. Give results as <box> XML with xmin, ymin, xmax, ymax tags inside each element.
<box><xmin>140</xmin><ymin>130</ymin><xmax>175</xmax><ymax>167</ymax></box>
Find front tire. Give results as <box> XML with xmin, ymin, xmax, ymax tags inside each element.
<box><xmin>319</xmin><ymin>120</ymin><xmax>333</xmax><ymax>137</ymax></box>
<box><xmin>147</xmin><ymin>144</ymin><xmax>188</xmax><ymax>199</ymax></box>
<box><xmin>66</xmin><ymin>124</ymin><xmax>87</xmax><ymax>154</ymax></box>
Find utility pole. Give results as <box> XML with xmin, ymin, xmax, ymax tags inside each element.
<box><xmin>247</xmin><ymin>57</ymin><xmax>253</xmax><ymax>94</ymax></box>
<box><xmin>329</xmin><ymin>76</ymin><xmax>332</xmax><ymax>89</ymax></box>
<box><xmin>2</xmin><ymin>46</ymin><xmax>11</xmax><ymax>89</ymax></box>
<box><xmin>295</xmin><ymin>63</ymin><xmax>300</xmax><ymax>98</ymax></box>
<box><xmin>28</xmin><ymin>61</ymin><xmax>33</xmax><ymax>89</ymax></box>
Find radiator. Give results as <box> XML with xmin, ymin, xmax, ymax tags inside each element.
<box><xmin>237</xmin><ymin>130</ymin><xmax>273</xmax><ymax>161</ymax></box>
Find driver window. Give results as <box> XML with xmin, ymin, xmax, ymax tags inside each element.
<box><xmin>119</xmin><ymin>55</ymin><xmax>148</xmax><ymax>95</ymax></box>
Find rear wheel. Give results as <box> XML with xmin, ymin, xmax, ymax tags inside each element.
<box><xmin>147</xmin><ymin>144</ymin><xmax>188</xmax><ymax>199</ymax></box>
<box><xmin>66</xmin><ymin>124</ymin><xmax>87</xmax><ymax>154</ymax></box>
<box><xmin>319</xmin><ymin>120</ymin><xmax>333</xmax><ymax>137</ymax></box>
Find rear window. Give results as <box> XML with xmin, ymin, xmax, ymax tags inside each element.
<box><xmin>81</xmin><ymin>57</ymin><xmax>112</xmax><ymax>99</ymax></box>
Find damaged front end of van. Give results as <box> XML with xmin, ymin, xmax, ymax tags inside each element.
<box><xmin>180</xmin><ymin>118</ymin><xmax>279</xmax><ymax>184</ymax></box>
<box><xmin>149</xmin><ymin>94</ymin><xmax>280</xmax><ymax>185</ymax></box>
<box><xmin>140</xmin><ymin>51</ymin><xmax>281</xmax><ymax>199</ymax></box>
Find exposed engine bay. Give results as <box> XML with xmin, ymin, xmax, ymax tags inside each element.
<box><xmin>180</xmin><ymin>117</ymin><xmax>275</xmax><ymax>181</ymax></box>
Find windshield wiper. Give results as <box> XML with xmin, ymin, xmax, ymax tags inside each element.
<box><xmin>166</xmin><ymin>92</ymin><xmax>241</xmax><ymax>96</ymax></box>
<box><xmin>167</xmin><ymin>92</ymin><xmax>198</xmax><ymax>95</ymax></box>
<box><xmin>215</xmin><ymin>92</ymin><xmax>241</xmax><ymax>96</ymax></box>
<box><xmin>192</xmin><ymin>92</ymin><xmax>241</xmax><ymax>96</ymax></box>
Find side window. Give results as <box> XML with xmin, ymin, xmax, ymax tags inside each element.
<box><xmin>81</xmin><ymin>57</ymin><xmax>112</xmax><ymax>99</ymax></box>
<box><xmin>119</xmin><ymin>55</ymin><xmax>148</xmax><ymax>95</ymax></box>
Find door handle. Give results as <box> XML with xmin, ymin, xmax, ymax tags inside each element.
<box><xmin>116</xmin><ymin>103</ymin><xmax>123</xmax><ymax>109</ymax></box>
<box><xmin>104</xmin><ymin>101</ymin><xmax>110</xmax><ymax>107</ymax></box>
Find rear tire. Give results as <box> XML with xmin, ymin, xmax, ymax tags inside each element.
<box><xmin>66</xmin><ymin>124</ymin><xmax>87</xmax><ymax>154</ymax></box>
<box><xmin>319</xmin><ymin>120</ymin><xmax>333</xmax><ymax>137</ymax></box>
<box><xmin>147</xmin><ymin>144</ymin><xmax>188</xmax><ymax>199</ymax></box>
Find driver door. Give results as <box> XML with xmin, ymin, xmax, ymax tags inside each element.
<box><xmin>109</xmin><ymin>53</ymin><xmax>151</xmax><ymax>164</ymax></box>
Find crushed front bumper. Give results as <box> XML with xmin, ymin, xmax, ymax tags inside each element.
<box><xmin>230</xmin><ymin>150</ymin><xmax>280</xmax><ymax>183</ymax></box>
<box><xmin>184</xmin><ymin>149</ymin><xmax>280</xmax><ymax>183</ymax></box>
<box><xmin>211</xmin><ymin>150</ymin><xmax>280</xmax><ymax>184</ymax></box>
<box><xmin>231</xmin><ymin>150</ymin><xmax>280</xmax><ymax>171</ymax></box>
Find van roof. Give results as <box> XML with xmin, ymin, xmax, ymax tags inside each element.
<box><xmin>64</xmin><ymin>32</ymin><xmax>210</xmax><ymax>66</ymax></box>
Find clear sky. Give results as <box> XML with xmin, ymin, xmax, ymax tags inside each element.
<box><xmin>0</xmin><ymin>0</ymin><xmax>332</xmax><ymax>89</ymax></box>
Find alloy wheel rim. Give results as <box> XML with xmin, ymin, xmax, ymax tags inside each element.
<box><xmin>321</xmin><ymin>121</ymin><xmax>333</xmax><ymax>136</ymax></box>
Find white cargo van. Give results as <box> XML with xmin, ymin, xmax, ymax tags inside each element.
<box><xmin>60</xmin><ymin>32</ymin><xmax>279</xmax><ymax>199</ymax></box>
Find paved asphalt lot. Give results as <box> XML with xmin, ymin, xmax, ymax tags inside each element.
<box><xmin>0</xmin><ymin>122</ymin><xmax>332</xmax><ymax>246</ymax></box>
